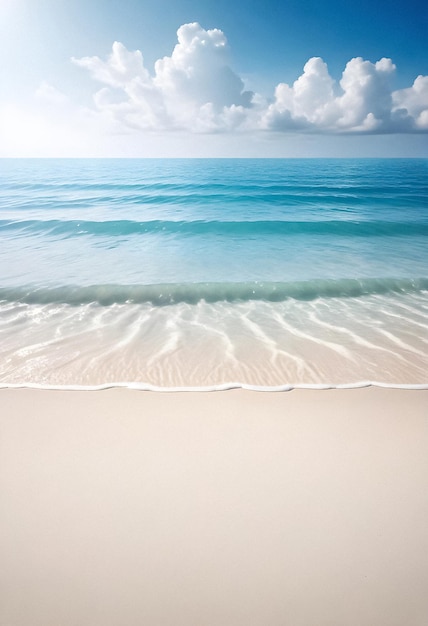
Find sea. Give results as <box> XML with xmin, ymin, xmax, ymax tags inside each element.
<box><xmin>0</xmin><ymin>158</ymin><xmax>427</xmax><ymax>390</ymax></box>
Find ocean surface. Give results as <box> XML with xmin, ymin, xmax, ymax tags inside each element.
<box><xmin>1</xmin><ymin>158</ymin><xmax>427</xmax><ymax>388</ymax></box>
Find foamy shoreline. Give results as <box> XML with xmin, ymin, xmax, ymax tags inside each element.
<box><xmin>1</xmin><ymin>386</ymin><xmax>428</xmax><ymax>626</ymax></box>
<box><xmin>1</xmin><ymin>380</ymin><xmax>428</xmax><ymax>391</ymax></box>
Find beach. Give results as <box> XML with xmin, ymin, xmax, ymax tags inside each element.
<box><xmin>1</xmin><ymin>386</ymin><xmax>428</xmax><ymax>626</ymax></box>
<box><xmin>1</xmin><ymin>158</ymin><xmax>427</xmax><ymax>624</ymax></box>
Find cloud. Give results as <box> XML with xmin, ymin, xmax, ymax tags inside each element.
<box><xmin>72</xmin><ymin>23</ymin><xmax>254</xmax><ymax>132</ymax></box>
<box><xmin>0</xmin><ymin>83</ymin><xmax>117</xmax><ymax>157</ymax></box>
<box><xmin>261</xmin><ymin>57</ymin><xmax>336</xmax><ymax>131</ymax></box>
<box><xmin>35</xmin><ymin>81</ymin><xmax>71</xmax><ymax>105</ymax></box>
<box><xmin>392</xmin><ymin>75</ymin><xmax>428</xmax><ymax>130</ymax></box>
<box><xmin>262</xmin><ymin>56</ymin><xmax>428</xmax><ymax>133</ymax></box>
<box><xmin>73</xmin><ymin>41</ymin><xmax>151</xmax><ymax>88</ymax></box>
<box><xmin>71</xmin><ymin>23</ymin><xmax>427</xmax><ymax>135</ymax></box>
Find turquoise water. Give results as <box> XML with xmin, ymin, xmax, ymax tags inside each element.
<box><xmin>1</xmin><ymin>158</ymin><xmax>427</xmax><ymax>387</ymax></box>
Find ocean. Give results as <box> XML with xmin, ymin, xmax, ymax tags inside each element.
<box><xmin>1</xmin><ymin>158</ymin><xmax>427</xmax><ymax>389</ymax></box>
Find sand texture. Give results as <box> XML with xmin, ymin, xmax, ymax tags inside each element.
<box><xmin>1</xmin><ymin>387</ymin><xmax>428</xmax><ymax>626</ymax></box>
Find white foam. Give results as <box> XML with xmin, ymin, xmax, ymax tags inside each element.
<box><xmin>0</xmin><ymin>380</ymin><xmax>427</xmax><ymax>392</ymax></box>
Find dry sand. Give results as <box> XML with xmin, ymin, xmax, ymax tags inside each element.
<box><xmin>1</xmin><ymin>387</ymin><xmax>428</xmax><ymax>626</ymax></box>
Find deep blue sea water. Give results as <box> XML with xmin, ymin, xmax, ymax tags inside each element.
<box><xmin>1</xmin><ymin>158</ymin><xmax>427</xmax><ymax>387</ymax></box>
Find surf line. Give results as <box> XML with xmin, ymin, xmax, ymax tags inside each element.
<box><xmin>1</xmin><ymin>381</ymin><xmax>428</xmax><ymax>392</ymax></box>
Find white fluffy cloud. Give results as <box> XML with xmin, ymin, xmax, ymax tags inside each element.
<box><xmin>392</xmin><ymin>75</ymin><xmax>428</xmax><ymax>130</ymax></box>
<box><xmin>73</xmin><ymin>23</ymin><xmax>253</xmax><ymax>133</ymax></box>
<box><xmin>262</xmin><ymin>56</ymin><xmax>428</xmax><ymax>133</ymax></box>
<box><xmin>72</xmin><ymin>22</ymin><xmax>427</xmax><ymax>135</ymax></box>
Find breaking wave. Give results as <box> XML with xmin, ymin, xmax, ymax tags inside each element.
<box><xmin>0</xmin><ymin>277</ymin><xmax>427</xmax><ymax>306</ymax></box>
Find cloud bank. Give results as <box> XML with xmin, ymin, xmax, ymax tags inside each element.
<box><xmin>69</xmin><ymin>22</ymin><xmax>427</xmax><ymax>135</ymax></box>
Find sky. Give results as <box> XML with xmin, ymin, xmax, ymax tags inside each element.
<box><xmin>0</xmin><ymin>0</ymin><xmax>427</xmax><ymax>157</ymax></box>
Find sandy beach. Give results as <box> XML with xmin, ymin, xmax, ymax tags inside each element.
<box><xmin>1</xmin><ymin>386</ymin><xmax>427</xmax><ymax>626</ymax></box>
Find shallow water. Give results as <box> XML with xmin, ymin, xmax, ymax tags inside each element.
<box><xmin>1</xmin><ymin>158</ymin><xmax>427</xmax><ymax>386</ymax></box>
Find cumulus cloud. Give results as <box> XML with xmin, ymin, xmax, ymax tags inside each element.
<box><xmin>261</xmin><ymin>56</ymin><xmax>426</xmax><ymax>133</ymax></box>
<box><xmin>72</xmin><ymin>22</ymin><xmax>428</xmax><ymax>135</ymax></box>
<box><xmin>392</xmin><ymin>75</ymin><xmax>428</xmax><ymax>130</ymax></box>
<box><xmin>73</xmin><ymin>23</ymin><xmax>254</xmax><ymax>132</ymax></box>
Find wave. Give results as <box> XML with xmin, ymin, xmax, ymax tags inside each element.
<box><xmin>1</xmin><ymin>277</ymin><xmax>427</xmax><ymax>306</ymax></box>
<box><xmin>4</xmin><ymin>191</ymin><xmax>378</xmax><ymax>210</ymax></box>
<box><xmin>3</xmin><ymin>175</ymin><xmax>426</xmax><ymax>197</ymax></box>
<box><xmin>2</xmin><ymin>219</ymin><xmax>428</xmax><ymax>239</ymax></box>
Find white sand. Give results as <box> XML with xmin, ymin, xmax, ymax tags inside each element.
<box><xmin>1</xmin><ymin>387</ymin><xmax>428</xmax><ymax>626</ymax></box>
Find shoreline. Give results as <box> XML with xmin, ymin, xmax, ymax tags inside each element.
<box><xmin>1</xmin><ymin>380</ymin><xmax>428</xmax><ymax>391</ymax></box>
<box><xmin>2</xmin><ymin>289</ymin><xmax>428</xmax><ymax>388</ymax></box>
<box><xmin>1</xmin><ymin>386</ymin><xmax>428</xmax><ymax>625</ymax></box>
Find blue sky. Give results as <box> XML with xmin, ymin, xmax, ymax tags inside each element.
<box><xmin>0</xmin><ymin>0</ymin><xmax>427</xmax><ymax>157</ymax></box>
